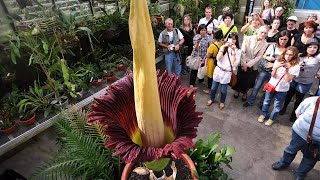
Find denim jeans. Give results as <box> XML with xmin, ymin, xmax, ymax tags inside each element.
<box><xmin>278</xmin><ymin>130</ymin><xmax>318</xmax><ymax>179</ymax></box>
<box><xmin>261</xmin><ymin>91</ymin><xmax>287</xmax><ymax>120</ymax></box>
<box><xmin>248</xmin><ymin>70</ymin><xmax>271</xmax><ymax>105</ymax></box>
<box><xmin>290</xmin><ymin>80</ymin><xmax>313</xmax><ymax>94</ymax></box>
<box><xmin>165</xmin><ymin>52</ymin><xmax>181</xmax><ymax>76</ymax></box>
<box><xmin>210</xmin><ymin>80</ymin><xmax>228</xmax><ymax>103</ymax></box>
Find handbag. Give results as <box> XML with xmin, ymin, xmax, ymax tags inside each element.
<box><xmin>197</xmin><ymin>58</ymin><xmax>207</xmax><ymax>79</ymax></box>
<box><xmin>227</xmin><ymin>51</ymin><xmax>237</xmax><ymax>87</ymax></box>
<box><xmin>186</xmin><ymin>42</ymin><xmax>202</xmax><ymax>70</ymax></box>
<box><xmin>305</xmin><ymin>97</ymin><xmax>320</xmax><ymax>160</ymax></box>
<box><xmin>258</xmin><ymin>44</ymin><xmax>276</xmax><ymax>73</ymax></box>
<box><xmin>263</xmin><ymin>73</ymin><xmax>286</xmax><ymax>93</ymax></box>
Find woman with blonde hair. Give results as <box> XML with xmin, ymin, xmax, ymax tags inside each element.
<box><xmin>258</xmin><ymin>46</ymin><xmax>300</xmax><ymax>126</ymax></box>
<box><xmin>259</xmin><ymin>0</ymin><xmax>274</xmax><ymax>25</ymax></box>
<box><xmin>179</xmin><ymin>14</ymin><xmax>195</xmax><ymax>75</ymax></box>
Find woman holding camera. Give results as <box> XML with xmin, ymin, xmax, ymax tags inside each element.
<box><xmin>189</xmin><ymin>24</ymin><xmax>213</xmax><ymax>87</ymax></box>
<box><xmin>203</xmin><ymin>29</ymin><xmax>224</xmax><ymax>94</ymax></box>
<box><xmin>207</xmin><ymin>33</ymin><xmax>241</xmax><ymax>109</ymax></box>
<box><xmin>244</xmin><ymin>30</ymin><xmax>291</xmax><ymax>107</ymax></box>
<box><xmin>258</xmin><ymin>46</ymin><xmax>300</xmax><ymax>126</ymax></box>
<box><xmin>280</xmin><ymin>38</ymin><xmax>320</xmax><ymax>122</ymax></box>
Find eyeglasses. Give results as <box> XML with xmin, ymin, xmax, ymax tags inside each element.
<box><xmin>230</xmin><ymin>32</ymin><xmax>238</xmax><ymax>36</ymax></box>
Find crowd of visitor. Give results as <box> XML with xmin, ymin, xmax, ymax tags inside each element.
<box><xmin>156</xmin><ymin>0</ymin><xmax>320</xmax><ymax>179</ymax></box>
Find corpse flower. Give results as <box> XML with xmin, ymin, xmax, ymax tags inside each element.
<box><xmin>88</xmin><ymin>0</ymin><xmax>202</xmax><ymax>168</ymax></box>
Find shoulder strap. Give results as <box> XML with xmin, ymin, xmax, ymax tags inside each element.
<box><xmin>274</xmin><ymin>72</ymin><xmax>286</xmax><ymax>88</ymax></box>
<box><xmin>307</xmin><ymin>97</ymin><xmax>320</xmax><ymax>143</ymax></box>
<box><xmin>227</xmin><ymin>49</ymin><xmax>234</xmax><ymax>72</ymax></box>
<box><xmin>205</xmin><ymin>17</ymin><xmax>213</xmax><ymax>28</ymax></box>
<box><xmin>212</xmin><ymin>43</ymin><xmax>219</xmax><ymax>50</ymax></box>
<box><xmin>211</xmin><ymin>43</ymin><xmax>220</xmax><ymax>58</ymax></box>
<box><xmin>273</xmin><ymin>44</ymin><xmax>276</xmax><ymax>54</ymax></box>
<box><xmin>224</xmin><ymin>25</ymin><xmax>235</xmax><ymax>39</ymax></box>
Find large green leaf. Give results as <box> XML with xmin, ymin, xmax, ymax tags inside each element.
<box><xmin>144</xmin><ymin>158</ymin><xmax>170</xmax><ymax>172</ymax></box>
<box><xmin>10</xmin><ymin>50</ymin><xmax>17</xmax><ymax>64</ymax></box>
<box><xmin>205</xmin><ymin>133</ymin><xmax>220</xmax><ymax>147</ymax></box>
<box><xmin>225</xmin><ymin>146</ymin><xmax>236</xmax><ymax>157</ymax></box>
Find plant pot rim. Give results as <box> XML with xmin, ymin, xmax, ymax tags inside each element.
<box><xmin>121</xmin><ymin>153</ymin><xmax>198</xmax><ymax>180</ymax></box>
<box><xmin>20</xmin><ymin>112</ymin><xmax>36</xmax><ymax>121</ymax></box>
<box><xmin>0</xmin><ymin>121</ymin><xmax>17</xmax><ymax>134</ymax></box>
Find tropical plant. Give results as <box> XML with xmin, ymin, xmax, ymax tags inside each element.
<box><xmin>1</xmin><ymin>85</ymin><xmax>22</xmax><ymax>111</ymax></box>
<box><xmin>17</xmin><ymin>81</ymin><xmax>53</xmax><ymax>118</ymax></box>
<box><xmin>31</xmin><ymin>106</ymin><xmax>120</xmax><ymax>180</ymax></box>
<box><xmin>0</xmin><ymin>104</ymin><xmax>15</xmax><ymax>130</ymax></box>
<box><xmin>88</xmin><ymin>1</ymin><xmax>202</xmax><ymax>178</ymax></box>
<box><xmin>187</xmin><ymin>133</ymin><xmax>235</xmax><ymax>179</ymax></box>
<box><xmin>270</xmin><ymin>0</ymin><xmax>295</xmax><ymax>19</ymax></box>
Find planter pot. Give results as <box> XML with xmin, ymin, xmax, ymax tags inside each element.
<box><xmin>90</xmin><ymin>79</ymin><xmax>103</xmax><ymax>86</ymax></box>
<box><xmin>19</xmin><ymin>113</ymin><xmax>36</xmax><ymax>126</ymax></box>
<box><xmin>154</xmin><ymin>15</ymin><xmax>163</xmax><ymax>23</ymax></box>
<box><xmin>0</xmin><ymin>121</ymin><xmax>17</xmax><ymax>134</ymax></box>
<box><xmin>115</xmin><ymin>64</ymin><xmax>127</xmax><ymax>71</ymax></box>
<box><xmin>121</xmin><ymin>153</ymin><xmax>198</xmax><ymax>180</ymax></box>
<box><xmin>105</xmin><ymin>75</ymin><xmax>116</xmax><ymax>82</ymax></box>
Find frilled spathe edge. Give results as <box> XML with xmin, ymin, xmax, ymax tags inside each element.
<box><xmin>88</xmin><ymin>71</ymin><xmax>202</xmax><ymax>163</ymax></box>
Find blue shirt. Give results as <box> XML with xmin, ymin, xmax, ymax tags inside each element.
<box><xmin>293</xmin><ymin>96</ymin><xmax>320</xmax><ymax>142</ymax></box>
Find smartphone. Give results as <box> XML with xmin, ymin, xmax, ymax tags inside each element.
<box><xmin>227</xmin><ymin>38</ymin><xmax>232</xmax><ymax>43</ymax></box>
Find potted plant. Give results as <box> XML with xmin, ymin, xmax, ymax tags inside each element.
<box><xmin>114</xmin><ymin>57</ymin><xmax>129</xmax><ymax>71</ymax></box>
<box><xmin>100</xmin><ymin>60</ymin><xmax>117</xmax><ymax>81</ymax></box>
<box><xmin>187</xmin><ymin>133</ymin><xmax>235</xmax><ymax>179</ymax></box>
<box><xmin>88</xmin><ymin>1</ymin><xmax>201</xmax><ymax>179</ymax></box>
<box><xmin>19</xmin><ymin>111</ymin><xmax>36</xmax><ymax>126</ymax></box>
<box><xmin>17</xmin><ymin>81</ymin><xmax>53</xmax><ymax>118</ymax></box>
<box><xmin>51</xmin><ymin>95</ymin><xmax>69</xmax><ymax>110</ymax></box>
<box><xmin>149</xmin><ymin>1</ymin><xmax>164</xmax><ymax>24</ymax></box>
<box><xmin>0</xmin><ymin>106</ymin><xmax>16</xmax><ymax>134</ymax></box>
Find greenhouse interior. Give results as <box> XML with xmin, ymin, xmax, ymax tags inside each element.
<box><xmin>0</xmin><ymin>0</ymin><xmax>320</xmax><ymax>180</ymax></box>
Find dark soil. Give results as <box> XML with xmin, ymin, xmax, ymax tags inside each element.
<box><xmin>129</xmin><ymin>159</ymin><xmax>192</xmax><ymax>180</ymax></box>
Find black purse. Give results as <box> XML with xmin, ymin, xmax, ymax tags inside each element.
<box><xmin>305</xmin><ymin>97</ymin><xmax>320</xmax><ymax>160</ymax></box>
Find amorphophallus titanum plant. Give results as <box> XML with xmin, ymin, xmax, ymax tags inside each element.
<box><xmin>88</xmin><ymin>0</ymin><xmax>202</xmax><ymax>177</ymax></box>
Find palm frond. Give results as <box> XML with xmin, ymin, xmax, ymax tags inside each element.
<box><xmin>31</xmin><ymin>105</ymin><xmax>118</xmax><ymax>180</ymax></box>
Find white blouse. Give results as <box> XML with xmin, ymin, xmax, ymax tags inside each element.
<box><xmin>212</xmin><ymin>48</ymin><xmax>241</xmax><ymax>84</ymax></box>
<box><xmin>268</xmin><ymin>60</ymin><xmax>300</xmax><ymax>92</ymax></box>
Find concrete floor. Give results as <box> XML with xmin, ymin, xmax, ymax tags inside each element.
<box><xmin>1</xmin><ymin>61</ymin><xmax>319</xmax><ymax>180</ymax></box>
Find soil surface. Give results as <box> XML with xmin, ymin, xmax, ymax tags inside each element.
<box><xmin>129</xmin><ymin>159</ymin><xmax>192</xmax><ymax>180</ymax></box>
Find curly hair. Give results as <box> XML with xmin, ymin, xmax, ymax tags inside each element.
<box><xmin>278</xmin><ymin>46</ymin><xmax>299</xmax><ymax>66</ymax></box>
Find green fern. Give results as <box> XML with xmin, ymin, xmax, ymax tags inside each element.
<box><xmin>31</xmin><ymin>105</ymin><xmax>119</xmax><ymax>180</ymax></box>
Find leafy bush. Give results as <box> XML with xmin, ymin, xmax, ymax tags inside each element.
<box><xmin>31</xmin><ymin>106</ymin><xmax>120</xmax><ymax>180</ymax></box>
<box><xmin>187</xmin><ymin>133</ymin><xmax>235</xmax><ymax>180</ymax></box>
